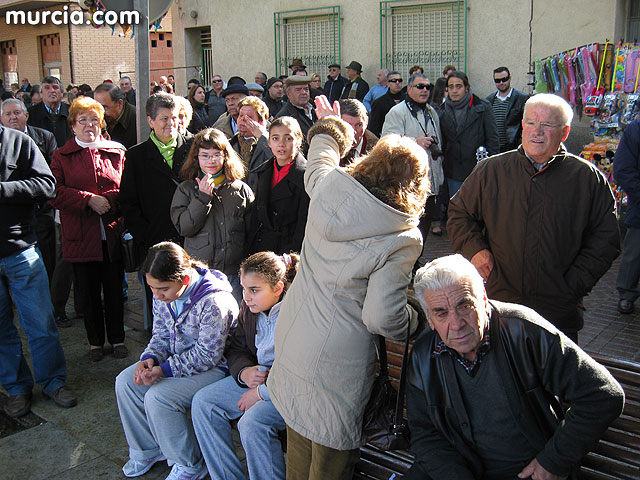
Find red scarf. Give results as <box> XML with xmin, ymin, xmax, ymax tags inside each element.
<box><xmin>271</xmin><ymin>158</ymin><xmax>293</xmax><ymax>188</ymax></box>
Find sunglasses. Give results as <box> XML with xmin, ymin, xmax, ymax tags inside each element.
<box><xmin>412</xmin><ymin>83</ymin><xmax>432</xmax><ymax>91</ymax></box>
<box><xmin>388</xmin><ymin>78</ymin><xmax>403</xmax><ymax>83</ymax></box>
<box><xmin>212</xmin><ymin>79</ymin><xmax>223</xmax><ymax>84</ymax></box>
<box><xmin>494</xmin><ymin>76</ymin><xmax>510</xmax><ymax>84</ymax></box>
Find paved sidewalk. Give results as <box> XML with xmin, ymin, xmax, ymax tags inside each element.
<box><xmin>1</xmin><ymin>233</ymin><xmax>638</xmax><ymax>479</ymax></box>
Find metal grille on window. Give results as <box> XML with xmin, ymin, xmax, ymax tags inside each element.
<box><xmin>381</xmin><ymin>1</ymin><xmax>466</xmax><ymax>81</ymax></box>
<box><xmin>201</xmin><ymin>29</ymin><xmax>213</xmax><ymax>89</ymax></box>
<box><xmin>628</xmin><ymin>0</ymin><xmax>640</xmax><ymax>43</ymax></box>
<box><xmin>274</xmin><ymin>6</ymin><xmax>341</xmax><ymax>77</ymax></box>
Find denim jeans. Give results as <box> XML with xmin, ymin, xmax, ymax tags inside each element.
<box><xmin>617</xmin><ymin>227</ymin><xmax>640</xmax><ymax>302</ymax></box>
<box><xmin>0</xmin><ymin>246</ymin><xmax>67</xmax><ymax>395</ymax></box>
<box><xmin>115</xmin><ymin>363</ymin><xmax>225</xmax><ymax>469</ymax></box>
<box><xmin>192</xmin><ymin>375</ymin><xmax>286</xmax><ymax>480</ymax></box>
<box><xmin>447</xmin><ymin>178</ymin><xmax>464</xmax><ymax>198</ymax></box>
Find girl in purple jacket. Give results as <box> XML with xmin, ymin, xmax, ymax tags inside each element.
<box><xmin>115</xmin><ymin>242</ymin><xmax>238</xmax><ymax>480</ymax></box>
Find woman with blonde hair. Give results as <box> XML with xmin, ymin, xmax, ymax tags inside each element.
<box><xmin>268</xmin><ymin>96</ymin><xmax>430</xmax><ymax>479</ymax></box>
<box><xmin>50</xmin><ymin>96</ymin><xmax>127</xmax><ymax>361</ymax></box>
<box><xmin>171</xmin><ymin>128</ymin><xmax>254</xmax><ymax>301</ymax></box>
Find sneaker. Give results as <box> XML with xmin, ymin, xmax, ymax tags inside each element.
<box><xmin>5</xmin><ymin>393</ymin><xmax>32</xmax><ymax>418</ymax></box>
<box><xmin>55</xmin><ymin>314</ymin><xmax>72</xmax><ymax>328</ymax></box>
<box><xmin>165</xmin><ymin>463</ymin><xmax>208</xmax><ymax>480</ymax></box>
<box><xmin>45</xmin><ymin>385</ymin><xmax>77</xmax><ymax>408</ymax></box>
<box><xmin>122</xmin><ymin>454</ymin><xmax>167</xmax><ymax>478</ymax></box>
<box><xmin>122</xmin><ymin>453</ymin><xmax>167</xmax><ymax>478</ymax></box>
<box><xmin>113</xmin><ymin>344</ymin><xmax>129</xmax><ymax>359</ymax></box>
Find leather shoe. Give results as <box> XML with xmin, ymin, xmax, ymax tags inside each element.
<box><xmin>5</xmin><ymin>393</ymin><xmax>31</xmax><ymax>418</ymax></box>
<box><xmin>113</xmin><ymin>344</ymin><xmax>129</xmax><ymax>359</ymax></box>
<box><xmin>45</xmin><ymin>385</ymin><xmax>77</xmax><ymax>408</ymax></box>
<box><xmin>89</xmin><ymin>347</ymin><xmax>104</xmax><ymax>362</ymax></box>
<box><xmin>617</xmin><ymin>299</ymin><xmax>634</xmax><ymax>314</ymax></box>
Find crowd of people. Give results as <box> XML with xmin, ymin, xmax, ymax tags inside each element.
<box><xmin>1</xmin><ymin>56</ymin><xmax>637</xmax><ymax>480</ymax></box>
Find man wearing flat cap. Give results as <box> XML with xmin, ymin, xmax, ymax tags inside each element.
<box><xmin>341</xmin><ymin>61</ymin><xmax>370</xmax><ymax>101</ymax></box>
<box><xmin>213</xmin><ymin>81</ymin><xmax>249</xmax><ymax>139</ymax></box>
<box><xmin>275</xmin><ymin>76</ymin><xmax>318</xmax><ymax>142</ymax></box>
<box><xmin>324</xmin><ymin>63</ymin><xmax>347</xmax><ymax>103</ymax></box>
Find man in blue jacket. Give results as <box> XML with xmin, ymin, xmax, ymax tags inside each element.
<box><xmin>614</xmin><ymin>119</ymin><xmax>640</xmax><ymax>314</ymax></box>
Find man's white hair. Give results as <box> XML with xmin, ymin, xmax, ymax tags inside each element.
<box><xmin>413</xmin><ymin>254</ymin><xmax>485</xmax><ymax>319</ymax></box>
<box><xmin>524</xmin><ymin>93</ymin><xmax>574</xmax><ymax>126</ymax></box>
<box><xmin>1</xmin><ymin>98</ymin><xmax>27</xmax><ymax>116</ymax></box>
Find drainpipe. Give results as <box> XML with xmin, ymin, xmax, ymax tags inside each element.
<box><xmin>67</xmin><ymin>21</ymin><xmax>75</xmax><ymax>84</ymax></box>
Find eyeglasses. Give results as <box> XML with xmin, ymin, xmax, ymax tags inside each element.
<box><xmin>523</xmin><ymin>119</ymin><xmax>562</xmax><ymax>131</ymax></box>
<box><xmin>198</xmin><ymin>152</ymin><xmax>224</xmax><ymax>161</ymax></box>
<box><xmin>211</xmin><ymin>79</ymin><xmax>223</xmax><ymax>84</ymax></box>
<box><xmin>388</xmin><ymin>78</ymin><xmax>403</xmax><ymax>83</ymax></box>
<box><xmin>411</xmin><ymin>83</ymin><xmax>432</xmax><ymax>91</ymax></box>
<box><xmin>494</xmin><ymin>76</ymin><xmax>510</xmax><ymax>84</ymax></box>
<box><xmin>76</xmin><ymin>117</ymin><xmax>100</xmax><ymax>125</ymax></box>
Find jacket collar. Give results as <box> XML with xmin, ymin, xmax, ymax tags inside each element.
<box><xmin>57</xmin><ymin>136</ymin><xmax>124</xmax><ymax>155</ymax></box>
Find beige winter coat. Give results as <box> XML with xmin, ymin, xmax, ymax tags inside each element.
<box><xmin>268</xmin><ymin>121</ymin><xmax>422</xmax><ymax>450</ymax></box>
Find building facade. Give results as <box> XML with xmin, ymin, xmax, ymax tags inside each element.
<box><xmin>170</xmin><ymin>0</ymin><xmax>629</xmax><ymax>98</ymax></box>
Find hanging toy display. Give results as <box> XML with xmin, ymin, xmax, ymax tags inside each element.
<box><xmin>535</xmin><ymin>41</ymin><xmax>640</xmax><ymax>218</ymax></box>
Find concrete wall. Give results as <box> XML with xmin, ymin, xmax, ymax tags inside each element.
<box><xmin>172</xmin><ymin>0</ymin><xmax>627</xmax><ymax>100</ymax></box>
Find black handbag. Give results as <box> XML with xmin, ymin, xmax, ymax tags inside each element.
<box><xmin>121</xmin><ymin>231</ymin><xmax>140</xmax><ymax>273</ymax></box>
<box><xmin>363</xmin><ymin>324</ymin><xmax>411</xmax><ymax>451</ymax></box>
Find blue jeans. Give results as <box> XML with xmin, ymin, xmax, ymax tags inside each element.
<box><xmin>0</xmin><ymin>246</ymin><xmax>67</xmax><ymax>395</ymax></box>
<box><xmin>447</xmin><ymin>178</ymin><xmax>464</xmax><ymax>198</ymax></box>
<box><xmin>192</xmin><ymin>375</ymin><xmax>286</xmax><ymax>480</ymax></box>
<box><xmin>115</xmin><ymin>363</ymin><xmax>226</xmax><ymax>469</ymax></box>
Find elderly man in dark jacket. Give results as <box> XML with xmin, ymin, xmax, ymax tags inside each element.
<box><xmin>340</xmin><ymin>61</ymin><xmax>369</xmax><ymax>101</ymax></box>
<box><xmin>447</xmin><ymin>93</ymin><xmax>620</xmax><ymax>340</ymax></box>
<box><xmin>439</xmin><ymin>71</ymin><xmax>499</xmax><ymax>196</ymax></box>
<box><xmin>614</xmin><ymin>118</ymin><xmax>640</xmax><ymax>314</ymax></box>
<box><xmin>0</xmin><ymin>125</ymin><xmax>77</xmax><ymax>418</ymax></box>
<box><xmin>407</xmin><ymin>254</ymin><xmax>624</xmax><ymax>480</ymax></box>
<box><xmin>323</xmin><ymin>64</ymin><xmax>347</xmax><ymax>103</ymax></box>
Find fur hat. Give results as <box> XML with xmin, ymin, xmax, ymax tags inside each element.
<box><xmin>308</xmin><ymin>116</ymin><xmax>355</xmax><ymax>159</ymax></box>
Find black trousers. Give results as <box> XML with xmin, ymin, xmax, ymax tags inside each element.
<box><xmin>72</xmin><ymin>242</ymin><xmax>125</xmax><ymax>347</ymax></box>
<box><xmin>35</xmin><ymin>211</ymin><xmax>56</xmax><ymax>283</ymax></box>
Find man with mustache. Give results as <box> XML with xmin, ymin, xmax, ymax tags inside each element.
<box><xmin>447</xmin><ymin>94</ymin><xmax>620</xmax><ymax>341</ymax></box>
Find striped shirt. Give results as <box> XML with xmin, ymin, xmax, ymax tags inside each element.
<box><xmin>491</xmin><ymin>96</ymin><xmax>510</xmax><ymax>149</ymax></box>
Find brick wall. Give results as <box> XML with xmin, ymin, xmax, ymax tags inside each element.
<box><xmin>0</xmin><ymin>4</ymin><xmax>173</xmax><ymax>90</ymax></box>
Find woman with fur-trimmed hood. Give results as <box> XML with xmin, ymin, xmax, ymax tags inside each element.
<box><xmin>268</xmin><ymin>96</ymin><xmax>430</xmax><ymax>479</ymax></box>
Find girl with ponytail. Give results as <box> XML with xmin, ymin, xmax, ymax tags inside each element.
<box><xmin>191</xmin><ymin>251</ymin><xmax>300</xmax><ymax>480</ymax></box>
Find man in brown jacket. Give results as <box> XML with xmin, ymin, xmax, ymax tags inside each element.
<box><xmin>447</xmin><ymin>93</ymin><xmax>620</xmax><ymax>340</ymax></box>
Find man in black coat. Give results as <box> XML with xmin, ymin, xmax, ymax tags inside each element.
<box><xmin>407</xmin><ymin>254</ymin><xmax>624</xmax><ymax>480</ymax></box>
<box><xmin>275</xmin><ymin>76</ymin><xmax>318</xmax><ymax>153</ymax></box>
<box><xmin>94</xmin><ymin>82</ymin><xmax>138</xmax><ymax>149</ymax></box>
<box><xmin>368</xmin><ymin>71</ymin><xmax>405</xmax><ymax>136</ymax></box>
<box><xmin>340</xmin><ymin>61</ymin><xmax>370</xmax><ymax>101</ymax></box>
<box><xmin>27</xmin><ymin>76</ymin><xmax>71</xmax><ymax>148</ymax></box>
<box><xmin>485</xmin><ymin>66</ymin><xmax>529</xmax><ymax>152</ymax></box>
<box><xmin>120</xmin><ymin>76</ymin><xmax>136</xmax><ymax>106</ymax></box>
<box><xmin>323</xmin><ymin>63</ymin><xmax>347</xmax><ymax>103</ymax></box>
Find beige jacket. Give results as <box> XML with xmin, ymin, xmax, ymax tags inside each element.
<box><xmin>268</xmin><ymin>123</ymin><xmax>421</xmax><ymax>450</ymax></box>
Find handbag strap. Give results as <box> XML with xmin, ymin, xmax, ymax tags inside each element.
<box><xmin>394</xmin><ymin>324</ymin><xmax>411</xmax><ymax>426</ymax></box>
<box><xmin>374</xmin><ymin>322</ymin><xmax>412</xmax><ymax>426</ymax></box>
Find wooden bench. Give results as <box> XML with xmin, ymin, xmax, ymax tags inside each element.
<box><xmin>354</xmin><ymin>344</ymin><xmax>640</xmax><ymax>480</ymax></box>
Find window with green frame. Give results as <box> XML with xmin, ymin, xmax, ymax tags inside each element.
<box><xmin>380</xmin><ymin>0</ymin><xmax>466</xmax><ymax>81</ymax></box>
<box><xmin>274</xmin><ymin>6</ymin><xmax>341</xmax><ymax>77</ymax></box>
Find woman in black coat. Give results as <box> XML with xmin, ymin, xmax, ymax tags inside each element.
<box><xmin>247</xmin><ymin>116</ymin><xmax>309</xmax><ymax>255</ymax></box>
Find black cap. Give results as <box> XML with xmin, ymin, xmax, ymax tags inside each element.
<box><xmin>222</xmin><ymin>83</ymin><xmax>249</xmax><ymax>97</ymax></box>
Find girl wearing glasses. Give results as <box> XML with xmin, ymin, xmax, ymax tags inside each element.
<box><xmin>170</xmin><ymin>128</ymin><xmax>254</xmax><ymax>302</ymax></box>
